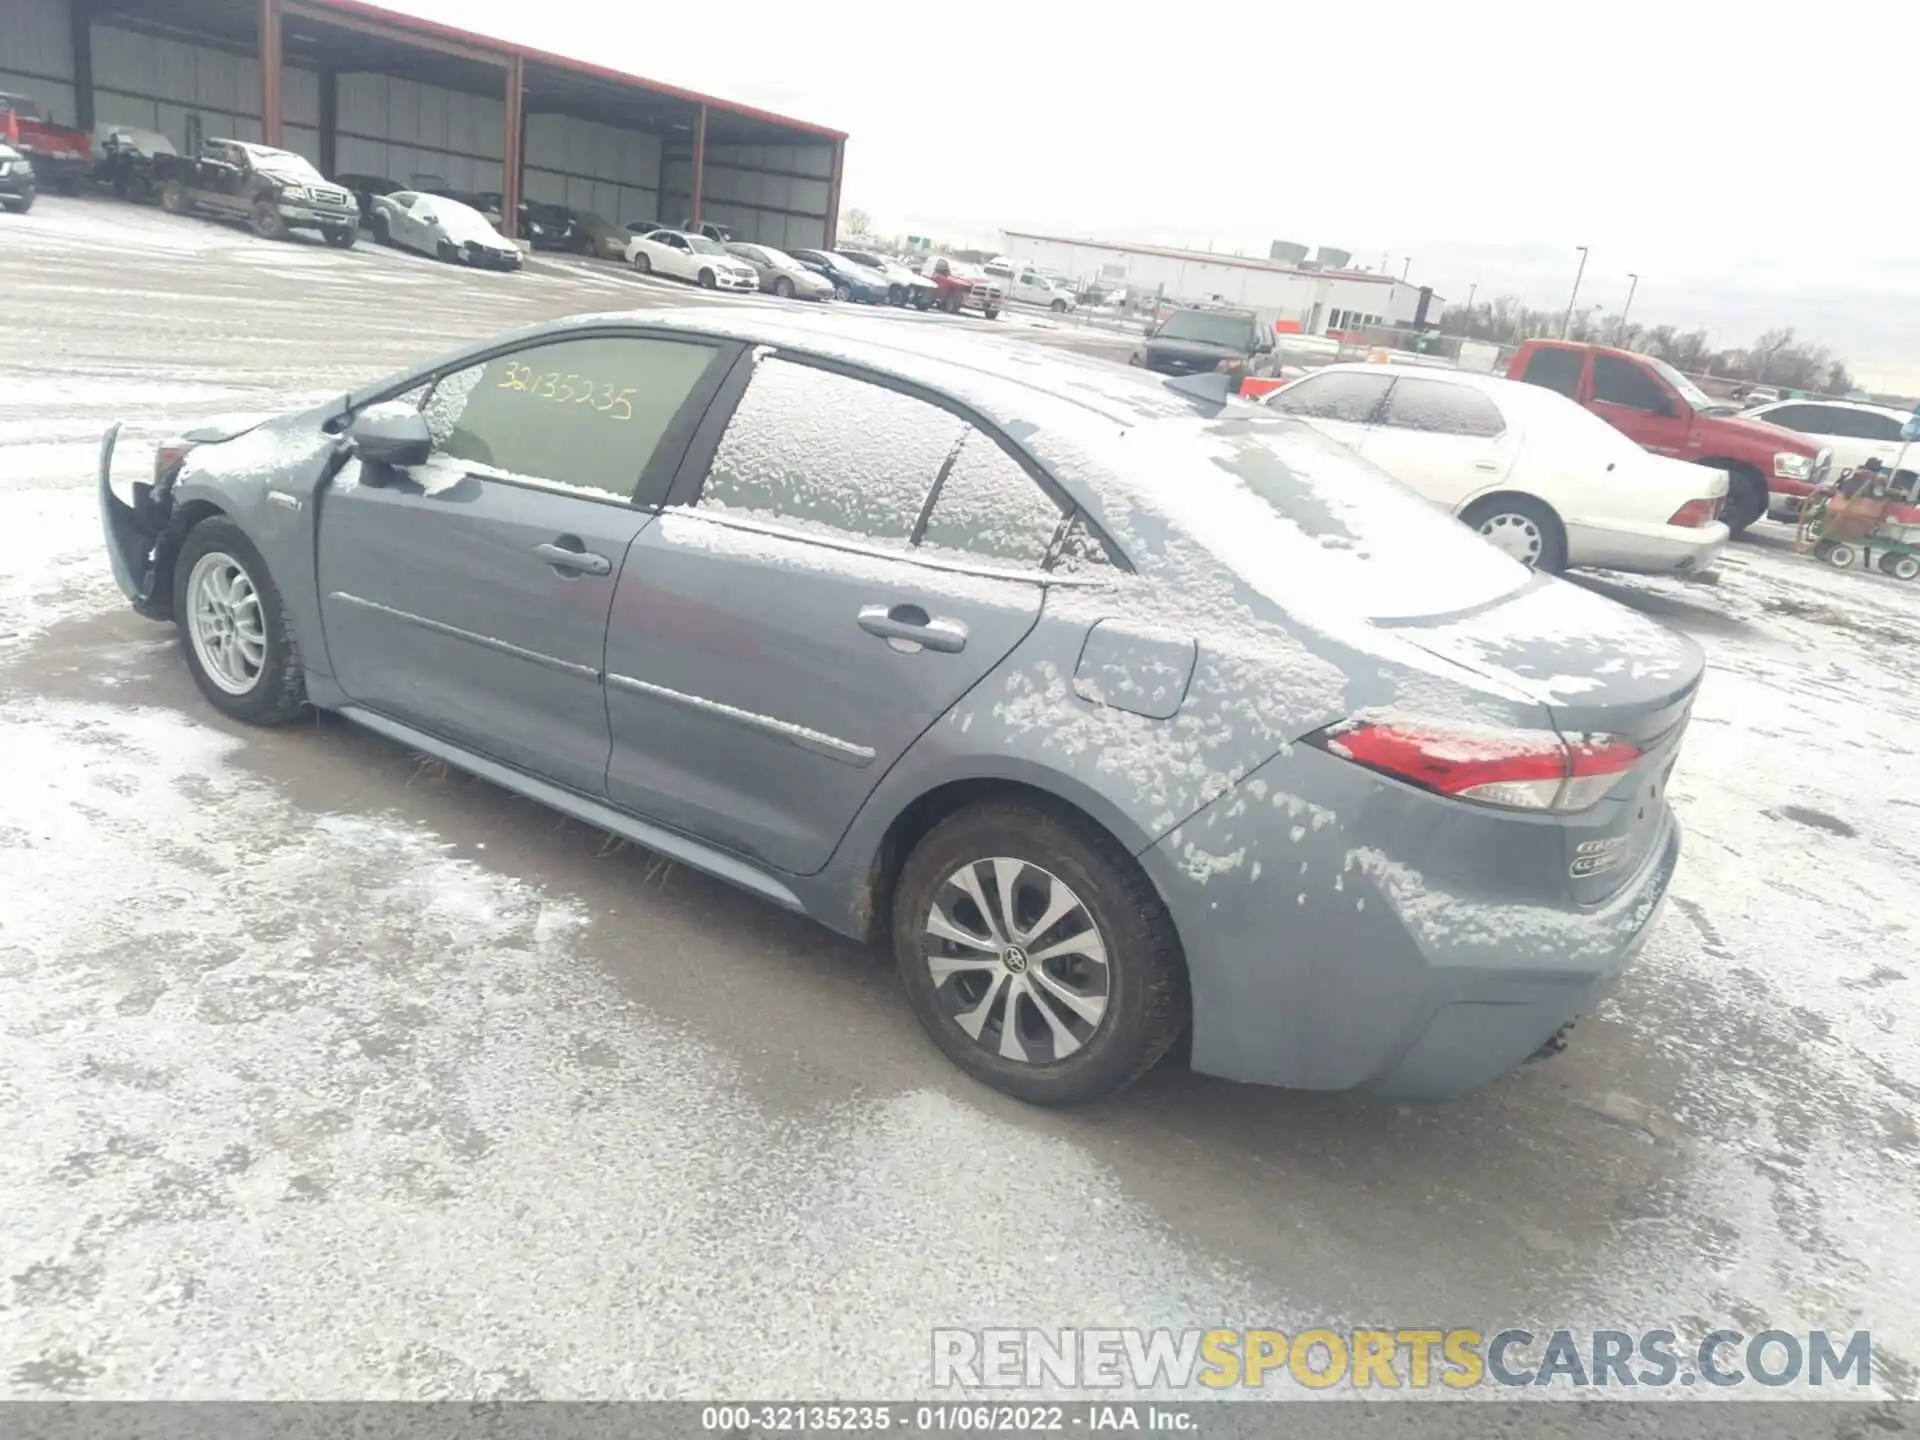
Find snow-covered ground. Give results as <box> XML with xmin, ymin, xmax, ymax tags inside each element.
<box><xmin>1</xmin><ymin>197</ymin><xmax>1916</xmax><ymax>1401</ymax></box>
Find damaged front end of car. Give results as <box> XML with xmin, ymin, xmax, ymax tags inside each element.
<box><xmin>97</xmin><ymin>415</ymin><xmax>272</xmax><ymax>620</ymax></box>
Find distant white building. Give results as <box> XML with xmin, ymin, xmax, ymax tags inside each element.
<box><xmin>1000</xmin><ymin>230</ymin><xmax>1433</xmax><ymax>337</ymax></box>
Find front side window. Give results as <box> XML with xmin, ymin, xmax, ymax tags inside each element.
<box><xmin>918</xmin><ymin>431</ymin><xmax>1065</xmax><ymax>566</ymax></box>
<box><xmin>1832</xmin><ymin>408</ymin><xmax>1904</xmax><ymax>442</ymax></box>
<box><xmin>424</xmin><ymin>335</ymin><xmax>719</xmax><ymax>499</ymax></box>
<box><xmin>1266</xmin><ymin>370</ymin><xmax>1392</xmax><ymax>424</ymax></box>
<box><xmin>1520</xmin><ymin>346</ymin><xmax>1585</xmax><ymax>398</ymax></box>
<box><xmin>1592</xmin><ymin>354</ymin><xmax>1672</xmax><ymax>414</ymax></box>
<box><xmin>1379</xmin><ymin>378</ymin><xmax>1505</xmax><ymax>437</ymax></box>
<box><xmin>696</xmin><ymin>359</ymin><xmax>965</xmax><ymax>542</ymax></box>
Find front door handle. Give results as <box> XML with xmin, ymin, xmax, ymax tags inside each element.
<box><xmin>534</xmin><ymin>541</ymin><xmax>611</xmax><ymax>576</ymax></box>
<box><xmin>1474</xmin><ymin>459</ymin><xmax>1499</xmax><ymax>471</ymax></box>
<box><xmin>858</xmin><ymin>603</ymin><xmax>968</xmax><ymax>654</ymax></box>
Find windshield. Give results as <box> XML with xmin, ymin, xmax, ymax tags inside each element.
<box><xmin>1646</xmin><ymin>356</ymin><xmax>1718</xmax><ymax>412</ymax></box>
<box><xmin>423</xmin><ymin>198</ymin><xmax>501</xmax><ymax>243</ymax></box>
<box><xmin>241</xmin><ymin>146</ymin><xmax>324</xmax><ymax>183</ymax></box>
<box><xmin>688</xmin><ymin>235</ymin><xmax>726</xmax><ymax>255</ymax></box>
<box><xmin>1157</xmin><ymin>310</ymin><xmax>1258</xmax><ymax>349</ymax></box>
<box><xmin>756</xmin><ymin>245</ymin><xmax>803</xmax><ymax>269</ymax></box>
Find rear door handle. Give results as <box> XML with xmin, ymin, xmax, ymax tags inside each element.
<box><xmin>1474</xmin><ymin>459</ymin><xmax>1500</xmax><ymax>471</ymax></box>
<box><xmin>534</xmin><ymin>541</ymin><xmax>611</xmax><ymax>576</ymax></box>
<box><xmin>858</xmin><ymin>603</ymin><xmax>968</xmax><ymax>654</ymax></box>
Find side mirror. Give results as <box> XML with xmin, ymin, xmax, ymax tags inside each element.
<box><xmin>347</xmin><ymin>405</ymin><xmax>431</xmax><ymax>468</ymax></box>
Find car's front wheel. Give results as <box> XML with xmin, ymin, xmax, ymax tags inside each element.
<box><xmin>1</xmin><ymin>193</ymin><xmax>32</xmax><ymax>214</ymax></box>
<box><xmin>322</xmin><ymin>225</ymin><xmax>357</xmax><ymax>249</ymax></box>
<box><xmin>173</xmin><ymin>517</ymin><xmax>309</xmax><ymax>725</ymax></box>
<box><xmin>773</xmin><ymin>275</ymin><xmax>794</xmax><ymax>298</ymax></box>
<box><xmin>892</xmin><ymin>800</ymin><xmax>1187</xmax><ymax>1106</ymax></box>
<box><xmin>1050</xmin><ymin>298</ymin><xmax>1068</xmax><ymax>312</ymax></box>
<box><xmin>249</xmin><ymin>199</ymin><xmax>287</xmax><ymax>240</ymax></box>
<box><xmin>160</xmin><ymin>179</ymin><xmax>190</xmax><ymax>215</ymax></box>
<box><xmin>1461</xmin><ymin>493</ymin><xmax>1566</xmax><ymax>572</ymax></box>
<box><xmin>698</xmin><ymin>268</ymin><xmax>716</xmax><ymax>289</ymax></box>
<box><xmin>834</xmin><ymin>282</ymin><xmax>853</xmax><ymax>302</ymax></box>
<box><xmin>632</xmin><ymin>252</ymin><xmax>651</xmax><ymax>274</ymax></box>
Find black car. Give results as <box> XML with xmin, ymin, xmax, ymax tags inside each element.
<box><xmin>334</xmin><ymin>172</ymin><xmax>400</xmax><ymax>221</ymax></box>
<box><xmin>158</xmin><ymin>139</ymin><xmax>359</xmax><ymax>246</ymax></box>
<box><xmin>0</xmin><ymin>142</ymin><xmax>34</xmax><ymax>213</ymax></box>
<box><xmin>1130</xmin><ymin>306</ymin><xmax>1274</xmax><ymax>387</ymax></box>
<box><xmin>520</xmin><ymin>202</ymin><xmax>589</xmax><ymax>251</ymax></box>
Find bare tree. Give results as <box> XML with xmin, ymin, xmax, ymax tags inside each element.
<box><xmin>845</xmin><ymin>207</ymin><xmax>873</xmax><ymax>238</ymax></box>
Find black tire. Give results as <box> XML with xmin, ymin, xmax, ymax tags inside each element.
<box><xmin>1</xmin><ymin>193</ymin><xmax>32</xmax><ymax>214</ymax></box>
<box><xmin>249</xmin><ymin>198</ymin><xmax>286</xmax><ymax>241</ymax></box>
<box><xmin>370</xmin><ymin>213</ymin><xmax>390</xmax><ymax>245</ymax></box>
<box><xmin>698</xmin><ymin>268</ymin><xmax>716</xmax><ymax>289</ymax></box>
<box><xmin>912</xmin><ymin>293</ymin><xmax>932</xmax><ymax>311</ymax></box>
<box><xmin>1050</xmin><ymin>298</ymin><xmax>1068</xmax><ymax>313</ymax></box>
<box><xmin>437</xmin><ymin>239</ymin><xmax>459</xmax><ymax>263</ymax></box>
<box><xmin>127</xmin><ymin>173</ymin><xmax>154</xmax><ymax>205</ymax></box>
<box><xmin>1823</xmin><ymin>541</ymin><xmax>1857</xmax><ymax>569</ymax></box>
<box><xmin>888</xmin><ymin>284</ymin><xmax>905</xmax><ymax>306</ymax></box>
<box><xmin>1460</xmin><ymin>493</ymin><xmax>1567</xmax><ymax>573</ymax></box>
<box><xmin>322</xmin><ymin>225</ymin><xmax>357</xmax><ymax>249</ymax></box>
<box><xmin>171</xmin><ymin>516</ymin><xmax>310</xmax><ymax>726</ymax></box>
<box><xmin>1880</xmin><ymin>552</ymin><xmax>1920</xmax><ymax>581</ymax></box>
<box><xmin>773</xmin><ymin>275</ymin><xmax>794</xmax><ymax>298</ymax></box>
<box><xmin>835</xmin><ymin>282</ymin><xmax>853</xmax><ymax>302</ymax></box>
<box><xmin>632</xmin><ymin>252</ymin><xmax>652</xmax><ymax>275</ymax></box>
<box><xmin>160</xmin><ymin>179</ymin><xmax>190</xmax><ymax>215</ymax></box>
<box><xmin>1715</xmin><ymin>464</ymin><xmax>1767</xmax><ymax>537</ymax></box>
<box><xmin>892</xmin><ymin>801</ymin><xmax>1187</xmax><ymax>1106</ymax></box>
<box><xmin>983</xmin><ymin>307</ymin><xmax>1001</xmax><ymax>320</ymax></box>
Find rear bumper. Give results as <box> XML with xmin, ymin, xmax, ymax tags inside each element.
<box><xmin>1565</xmin><ymin>518</ymin><xmax>1728</xmax><ymax>575</ymax></box>
<box><xmin>1142</xmin><ymin>754</ymin><xmax>1683</xmax><ymax>1099</ymax></box>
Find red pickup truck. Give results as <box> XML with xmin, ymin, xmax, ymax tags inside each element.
<box><xmin>0</xmin><ymin>92</ymin><xmax>91</xmax><ymax>192</ymax></box>
<box><xmin>1507</xmin><ymin>340</ymin><xmax>1828</xmax><ymax>536</ymax></box>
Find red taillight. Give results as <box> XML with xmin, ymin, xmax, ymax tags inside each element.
<box><xmin>155</xmin><ymin>437</ymin><xmax>197</xmax><ymax>484</ymax></box>
<box><xmin>1667</xmin><ymin>498</ymin><xmax>1717</xmax><ymax>527</ymax></box>
<box><xmin>1311</xmin><ymin>721</ymin><xmax>1642</xmax><ymax>812</ymax></box>
<box><xmin>3</xmin><ymin>111</ymin><xmax>17</xmax><ymax>144</ymax></box>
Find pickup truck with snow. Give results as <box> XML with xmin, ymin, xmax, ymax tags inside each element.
<box><xmin>1130</xmin><ymin>306</ymin><xmax>1273</xmax><ymax>391</ymax></box>
<box><xmin>1507</xmin><ymin>340</ymin><xmax>1828</xmax><ymax>536</ymax></box>
<box><xmin>919</xmin><ymin>255</ymin><xmax>1003</xmax><ymax>318</ymax></box>
<box><xmin>158</xmin><ymin>138</ymin><xmax>360</xmax><ymax>247</ymax></box>
<box><xmin>0</xmin><ymin>92</ymin><xmax>91</xmax><ymax>192</ymax></box>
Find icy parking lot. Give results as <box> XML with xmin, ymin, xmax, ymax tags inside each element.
<box><xmin>2</xmin><ymin>197</ymin><xmax>1917</xmax><ymax>1401</ymax></box>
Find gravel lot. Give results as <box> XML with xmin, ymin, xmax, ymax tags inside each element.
<box><xmin>2</xmin><ymin>196</ymin><xmax>1917</xmax><ymax>1402</ymax></box>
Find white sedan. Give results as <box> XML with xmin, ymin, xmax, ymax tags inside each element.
<box><xmin>1742</xmin><ymin>397</ymin><xmax>1914</xmax><ymax>480</ymax></box>
<box><xmin>623</xmin><ymin>228</ymin><xmax>758</xmax><ymax>291</ymax></box>
<box><xmin>1263</xmin><ymin>364</ymin><xmax>1729</xmax><ymax>576</ymax></box>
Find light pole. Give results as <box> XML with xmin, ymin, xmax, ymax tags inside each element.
<box><xmin>1560</xmin><ymin>246</ymin><xmax>1588</xmax><ymax>338</ymax></box>
<box><xmin>1616</xmin><ymin>272</ymin><xmax>1639</xmax><ymax>343</ymax></box>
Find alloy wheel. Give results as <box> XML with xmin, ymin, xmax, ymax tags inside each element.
<box><xmin>186</xmin><ymin>551</ymin><xmax>266</xmax><ymax>695</ymax></box>
<box><xmin>1478</xmin><ymin>512</ymin><xmax>1544</xmax><ymax>567</ymax></box>
<box><xmin>922</xmin><ymin>857</ymin><xmax>1110</xmax><ymax>1064</ymax></box>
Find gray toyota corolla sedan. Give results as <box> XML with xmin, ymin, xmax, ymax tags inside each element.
<box><xmin>98</xmin><ymin>308</ymin><xmax>1701</xmax><ymax>1106</ymax></box>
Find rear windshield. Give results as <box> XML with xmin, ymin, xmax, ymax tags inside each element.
<box><xmin>1122</xmin><ymin>413</ymin><xmax>1531</xmax><ymax>622</ymax></box>
<box><xmin>1157</xmin><ymin>310</ymin><xmax>1257</xmax><ymax>349</ymax></box>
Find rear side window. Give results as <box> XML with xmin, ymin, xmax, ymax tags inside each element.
<box><xmin>917</xmin><ymin>430</ymin><xmax>1065</xmax><ymax>566</ymax></box>
<box><xmin>1379</xmin><ymin>378</ymin><xmax>1505</xmax><ymax>437</ymax></box>
<box><xmin>424</xmin><ymin>335</ymin><xmax>718</xmax><ymax>499</ymax></box>
<box><xmin>1266</xmin><ymin>370</ymin><xmax>1391</xmax><ymax>423</ymax></box>
<box><xmin>1591</xmin><ymin>354</ymin><xmax>1671</xmax><ymax>413</ymax></box>
<box><xmin>1761</xmin><ymin>404</ymin><xmax>1819</xmax><ymax>432</ymax></box>
<box><xmin>697</xmin><ymin>358</ymin><xmax>966</xmax><ymax>542</ymax></box>
<box><xmin>1826</xmin><ymin>407</ymin><xmax>1903</xmax><ymax>441</ymax></box>
<box><xmin>1520</xmin><ymin>346</ymin><xmax>1584</xmax><ymax>398</ymax></box>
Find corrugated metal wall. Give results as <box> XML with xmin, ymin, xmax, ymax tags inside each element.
<box><xmin>0</xmin><ymin>0</ymin><xmax>77</xmax><ymax>129</ymax></box>
<box><xmin>661</xmin><ymin>141</ymin><xmax>833</xmax><ymax>249</ymax></box>
<box><xmin>90</xmin><ymin>23</ymin><xmax>320</xmax><ymax>163</ymax></box>
<box><xmin>523</xmin><ymin>113</ymin><xmax>659</xmax><ymax>227</ymax></box>
<box><xmin>334</xmin><ymin>72</ymin><xmax>503</xmax><ymax>194</ymax></box>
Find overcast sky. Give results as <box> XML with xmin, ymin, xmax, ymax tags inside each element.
<box><xmin>402</xmin><ymin>0</ymin><xmax>1919</xmax><ymax>389</ymax></box>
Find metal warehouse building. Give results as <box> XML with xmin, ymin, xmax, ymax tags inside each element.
<box><xmin>1</xmin><ymin>0</ymin><xmax>846</xmax><ymax>245</ymax></box>
<box><xmin>1001</xmin><ymin>231</ymin><xmax>1432</xmax><ymax>338</ymax></box>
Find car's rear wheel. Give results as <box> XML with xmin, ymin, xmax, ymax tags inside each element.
<box><xmin>1051</xmin><ymin>298</ymin><xmax>1068</xmax><ymax>313</ymax></box>
<box><xmin>774</xmin><ymin>275</ymin><xmax>794</xmax><ymax>298</ymax></box>
<box><xmin>892</xmin><ymin>801</ymin><xmax>1187</xmax><ymax>1106</ymax></box>
<box><xmin>1461</xmin><ymin>493</ymin><xmax>1566</xmax><ymax>573</ymax></box>
<box><xmin>632</xmin><ymin>252</ymin><xmax>652</xmax><ymax>275</ymax></box>
<box><xmin>249</xmin><ymin>199</ymin><xmax>286</xmax><ymax>240</ymax></box>
<box><xmin>160</xmin><ymin>179</ymin><xmax>190</xmax><ymax>215</ymax></box>
<box><xmin>173</xmin><ymin>517</ymin><xmax>309</xmax><ymax>725</ymax></box>
<box><xmin>1821</xmin><ymin>541</ymin><xmax>1857</xmax><ymax>569</ymax></box>
<box><xmin>1880</xmin><ymin>552</ymin><xmax>1920</xmax><ymax>581</ymax></box>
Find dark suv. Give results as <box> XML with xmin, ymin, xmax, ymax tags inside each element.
<box><xmin>158</xmin><ymin>139</ymin><xmax>359</xmax><ymax>246</ymax></box>
<box><xmin>1131</xmin><ymin>306</ymin><xmax>1274</xmax><ymax>389</ymax></box>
